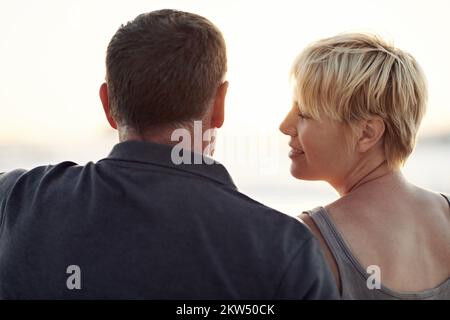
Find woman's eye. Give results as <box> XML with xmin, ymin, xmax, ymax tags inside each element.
<box><xmin>298</xmin><ymin>112</ymin><xmax>309</xmax><ymax>119</ymax></box>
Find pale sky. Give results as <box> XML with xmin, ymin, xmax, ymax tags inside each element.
<box><xmin>0</xmin><ymin>0</ymin><xmax>450</xmax><ymax>146</ymax></box>
<box><xmin>1</xmin><ymin>0</ymin><xmax>449</xmax><ymax>214</ymax></box>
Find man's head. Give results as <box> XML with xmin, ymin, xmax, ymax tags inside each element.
<box><xmin>100</xmin><ymin>9</ymin><xmax>228</xmax><ymax>141</ymax></box>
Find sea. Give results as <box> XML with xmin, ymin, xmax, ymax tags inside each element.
<box><xmin>1</xmin><ymin>136</ymin><xmax>449</xmax><ymax>217</ymax></box>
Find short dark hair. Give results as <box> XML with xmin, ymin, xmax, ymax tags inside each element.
<box><xmin>105</xmin><ymin>9</ymin><xmax>227</xmax><ymax>133</ymax></box>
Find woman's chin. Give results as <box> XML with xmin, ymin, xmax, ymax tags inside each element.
<box><xmin>290</xmin><ymin>169</ymin><xmax>305</xmax><ymax>180</ymax></box>
<box><xmin>289</xmin><ymin>165</ymin><xmax>316</xmax><ymax>181</ymax></box>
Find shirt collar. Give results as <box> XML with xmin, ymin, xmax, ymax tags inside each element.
<box><xmin>100</xmin><ymin>140</ymin><xmax>237</xmax><ymax>189</ymax></box>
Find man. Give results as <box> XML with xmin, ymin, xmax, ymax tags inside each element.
<box><xmin>0</xmin><ymin>9</ymin><xmax>338</xmax><ymax>299</ymax></box>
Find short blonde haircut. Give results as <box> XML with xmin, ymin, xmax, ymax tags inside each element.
<box><xmin>291</xmin><ymin>33</ymin><xmax>427</xmax><ymax>169</ymax></box>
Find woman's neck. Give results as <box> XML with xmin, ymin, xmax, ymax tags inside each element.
<box><xmin>334</xmin><ymin>158</ymin><xmax>400</xmax><ymax>197</ymax></box>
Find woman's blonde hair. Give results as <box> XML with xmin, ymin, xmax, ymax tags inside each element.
<box><xmin>291</xmin><ymin>33</ymin><xmax>427</xmax><ymax>169</ymax></box>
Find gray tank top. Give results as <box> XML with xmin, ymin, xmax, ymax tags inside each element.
<box><xmin>304</xmin><ymin>194</ymin><xmax>450</xmax><ymax>300</ymax></box>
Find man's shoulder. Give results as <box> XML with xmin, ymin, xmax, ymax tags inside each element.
<box><xmin>0</xmin><ymin>168</ymin><xmax>28</xmax><ymax>196</ymax></box>
<box><xmin>0</xmin><ymin>168</ymin><xmax>28</xmax><ymax>181</ymax></box>
<box><xmin>0</xmin><ymin>161</ymin><xmax>82</xmax><ymax>196</ymax></box>
<box><xmin>214</xmin><ymin>188</ymin><xmax>314</xmax><ymax>241</ymax></box>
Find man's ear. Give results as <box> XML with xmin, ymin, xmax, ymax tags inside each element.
<box><xmin>210</xmin><ymin>81</ymin><xmax>228</xmax><ymax>129</ymax></box>
<box><xmin>356</xmin><ymin>115</ymin><xmax>385</xmax><ymax>153</ymax></box>
<box><xmin>99</xmin><ymin>82</ymin><xmax>118</xmax><ymax>130</ymax></box>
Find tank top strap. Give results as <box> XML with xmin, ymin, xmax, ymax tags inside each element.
<box><xmin>303</xmin><ymin>207</ymin><xmax>369</xmax><ymax>285</ymax></box>
<box><xmin>441</xmin><ymin>193</ymin><xmax>450</xmax><ymax>208</ymax></box>
<box><xmin>304</xmin><ymin>207</ymin><xmax>384</xmax><ymax>299</ymax></box>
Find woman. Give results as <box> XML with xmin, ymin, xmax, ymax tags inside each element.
<box><xmin>279</xmin><ymin>33</ymin><xmax>450</xmax><ymax>299</ymax></box>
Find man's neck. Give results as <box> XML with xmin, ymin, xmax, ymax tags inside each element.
<box><xmin>117</xmin><ymin>123</ymin><xmax>216</xmax><ymax>157</ymax></box>
<box><xmin>118</xmin><ymin>123</ymin><xmax>190</xmax><ymax>144</ymax></box>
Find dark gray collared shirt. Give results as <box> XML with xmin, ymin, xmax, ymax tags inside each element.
<box><xmin>0</xmin><ymin>141</ymin><xmax>338</xmax><ymax>299</ymax></box>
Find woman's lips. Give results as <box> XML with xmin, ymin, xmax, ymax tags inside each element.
<box><xmin>288</xmin><ymin>148</ymin><xmax>305</xmax><ymax>158</ymax></box>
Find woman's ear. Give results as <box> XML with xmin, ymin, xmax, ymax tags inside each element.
<box><xmin>356</xmin><ymin>115</ymin><xmax>385</xmax><ymax>153</ymax></box>
<box><xmin>99</xmin><ymin>82</ymin><xmax>118</xmax><ymax>130</ymax></box>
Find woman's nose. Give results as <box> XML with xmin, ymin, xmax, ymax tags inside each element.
<box><xmin>279</xmin><ymin>110</ymin><xmax>297</xmax><ymax>137</ymax></box>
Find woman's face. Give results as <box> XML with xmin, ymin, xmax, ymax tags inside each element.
<box><xmin>279</xmin><ymin>101</ymin><xmax>356</xmax><ymax>185</ymax></box>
